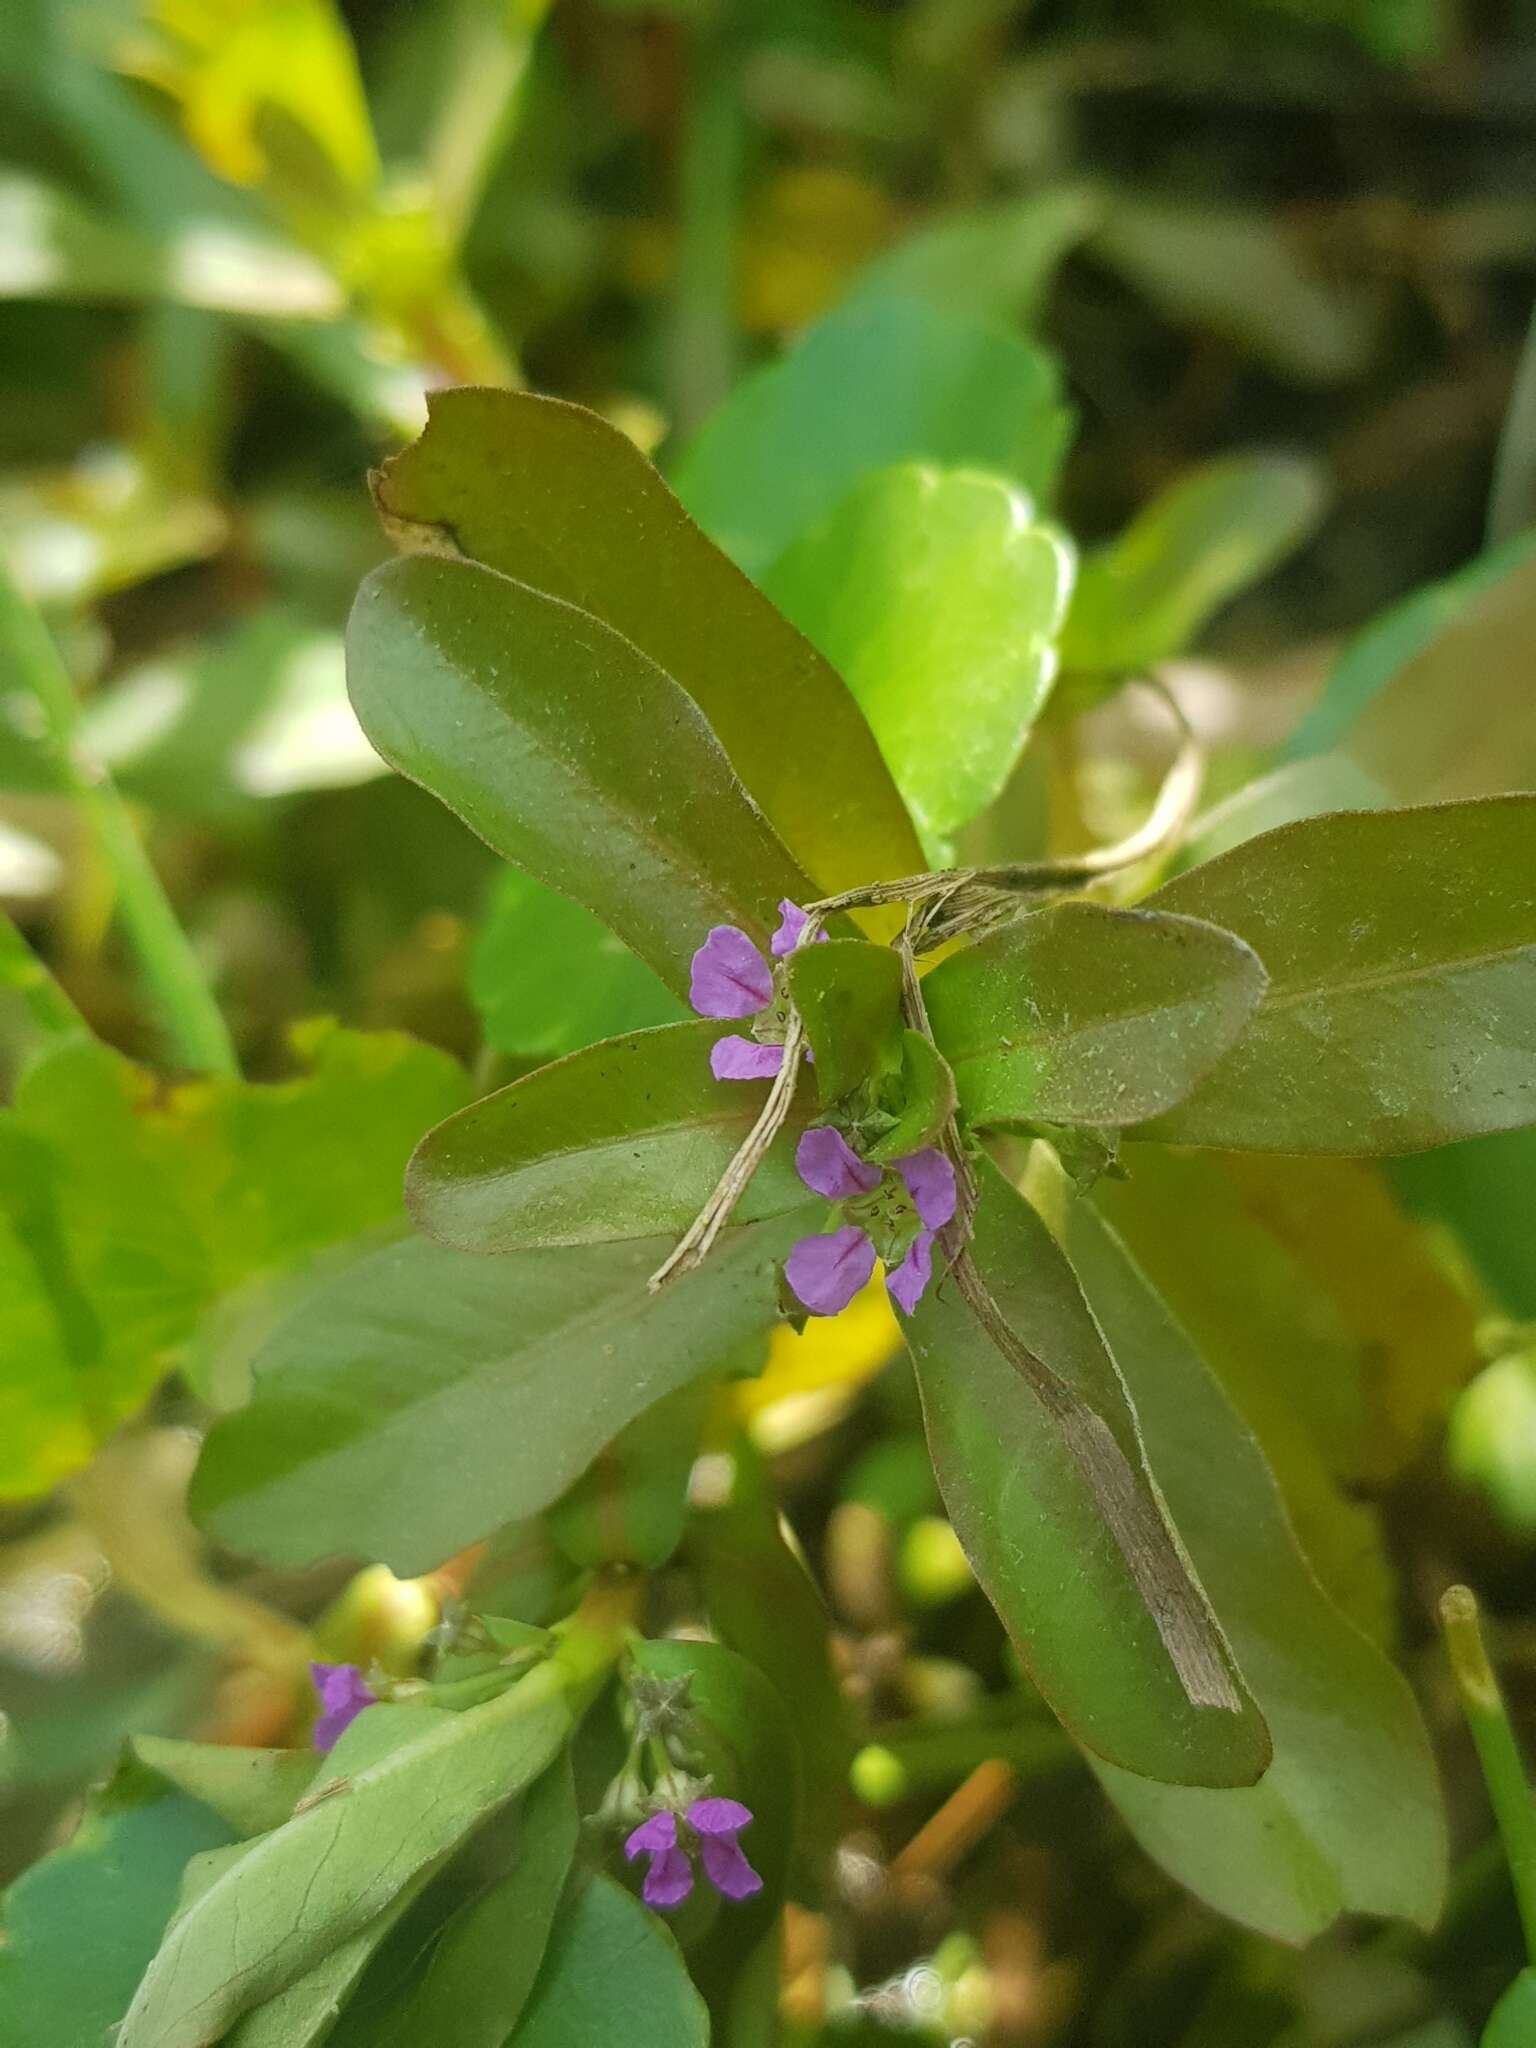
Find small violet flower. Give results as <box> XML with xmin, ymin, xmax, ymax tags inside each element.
<box><xmin>690</xmin><ymin>900</ymin><xmax>824</xmax><ymax>1081</ymax></box>
<box><xmin>785</xmin><ymin>1127</ymin><xmax>956</xmax><ymax>1319</ymax></box>
<box><xmin>310</xmin><ymin>1661</ymin><xmax>377</xmax><ymax>1752</ymax></box>
<box><xmin>625</xmin><ymin>1798</ymin><xmax>763</xmax><ymax>1910</ymax></box>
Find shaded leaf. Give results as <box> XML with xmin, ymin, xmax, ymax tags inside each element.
<box><xmin>346</xmin><ymin>553</ymin><xmax>820</xmax><ymax>996</ymax></box>
<box><xmin>906</xmin><ymin>1162</ymin><xmax>1269</xmax><ymax>1786</ymax></box>
<box><xmin>785</xmin><ymin>939</ymin><xmax>905</xmax><ymax>1104</ymax></box>
<box><xmin>365</xmin><ymin>1761</ymin><xmax>578</xmax><ymax>2048</ymax></box>
<box><xmin>1391</xmin><ymin>1126</ymin><xmax>1536</xmax><ymax>1319</ymax></box>
<box><xmin>510</xmin><ymin>1873</ymin><xmax>709</xmax><ymax>2048</ymax></box>
<box><xmin>673</xmin><ymin>297</ymin><xmax>1073</xmax><ymax>579</ymax></box>
<box><xmin>923</xmin><ymin>901</ymin><xmax>1267</xmax><ymax>1129</ymax></box>
<box><xmin>224</xmin><ymin>1881</ymin><xmax>430</xmax><ymax>2048</ymax></box>
<box><xmin>372</xmin><ymin>388</ymin><xmax>924</xmax><ymax>907</ymax></box>
<box><xmin>763</xmin><ymin>463</ymin><xmax>1074</xmax><ymax>853</ymax></box>
<box><xmin>1052</xmin><ymin>1180</ymin><xmax>1446</xmax><ymax>1941</ymax></box>
<box><xmin>1143</xmin><ymin>797</ymin><xmax>1536</xmax><ymax>1153</ymax></box>
<box><xmin>192</xmin><ymin>1216</ymin><xmax>810</xmax><ymax>1573</ymax></box>
<box><xmin>548</xmin><ymin>1381</ymin><xmax>713</xmax><ymax>1571</ymax></box>
<box><xmin>0</xmin><ymin>1758</ymin><xmax>234</xmax><ymax>2048</ymax></box>
<box><xmin>1061</xmin><ymin>453</ymin><xmax>1325</xmax><ymax>673</ymax></box>
<box><xmin>470</xmin><ymin>869</ymin><xmax>685</xmax><ymax>1061</ymax></box>
<box><xmin>1090</xmin><ymin>196</ymin><xmax>1380</xmax><ymax>385</ymax></box>
<box><xmin>406</xmin><ymin>1022</ymin><xmax>811</xmax><ymax>1253</ymax></box>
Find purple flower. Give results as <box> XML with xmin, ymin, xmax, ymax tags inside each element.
<box><xmin>625</xmin><ymin>1798</ymin><xmax>763</xmax><ymax>1910</ymax></box>
<box><xmin>786</xmin><ymin>1130</ymin><xmax>956</xmax><ymax>1319</ymax></box>
<box><xmin>689</xmin><ymin>902</ymin><xmax>823</xmax><ymax>1081</ymax></box>
<box><xmin>310</xmin><ymin>1661</ymin><xmax>377</xmax><ymax>1752</ymax></box>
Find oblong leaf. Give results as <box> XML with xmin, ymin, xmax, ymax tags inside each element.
<box><xmin>346</xmin><ymin>553</ymin><xmax>818</xmax><ymax>997</ymax></box>
<box><xmin>784</xmin><ymin>939</ymin><xmax>904</xmax><ymax>1104</ymax></box>
<box><xmin>906</xmin><ymin>1162</ymin><xmax>1269</xmax><ymax>1787</ymax></box>
<box><xmin>192</xmin><ymin>1216</ymin><xmax>813</xmax><ymax>1573</ymax></box>
<box><xmin>922</xmin><ymin>901</ymin><xmax>1267</xmax><ymax>1129</ymax></box>
<box><xmin>408</xmin><ymin>1022</ymin><xmax>810</xmax><ymax>1253</ymax></box>
<box><xmin>372</xmin><ymin>388</ymin><xmax>925</xmax><ymax>904</ymax></box>
<box><xmin>117</xmin><ymin>1669</ymin><xmax>578</xmax><ymax>2048</ymax></box>
<box><xmin>1051</xmin><ymin>1181</ymin><xmax>1446</xmax><ymax>1942</ymax></box>
<box><xmin>1143</xmin><ymin>796</ymin><xmax>1536</xmax><ymax>1153</ymax></box>
<box><xmin>510</xmin><ymin>1874</ymin><xmax>708</xmax><ymax>2048</ymax></box>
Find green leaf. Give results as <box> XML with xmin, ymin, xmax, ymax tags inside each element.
<box><xmin>837</xmin><ymin>186</ymin><xmax>1101</xmax><ymax>328</ymax></box>
<box><xmin>1484</xmin><ymin>1969</ymin><xmax>1536</xmax><ymax>2047</ymax></box>
<box><xmin>690</xmin><ymin>1439</ymin><xmax>856</xmax><ymax>1880</ymax></box>
<box><xmin>1050</xmin><ymin>1182</ymin><xmax>1446</xmax><ymax>1941</ymax></box>
<box><xmin>470</xmin><ymin>869</ymin><xmax>686</xmax><ymax>1061</ymax></box>
<box><xmin>407</xmin><ymin>1022</ymin><xmax>811</xmax><ymax>1253</ymax></box>
<box><xmin>1060</xmin><ymin>454</ymin><xmax>1325</xmax><ymax>673</ymax></box>
<box><xmin>632</xmin><ymin>1638</ymin><xmax>796</xmax><ymax>2015</ymax></box>
<box><xmin>785</xmin><ymin>939</ymin><xmax>905</xmax><ymax>1104</ymax></box>
<box><xmin>510</xmin><ymin>1874</ymin><xmax>709</xmax><ymax>2048</ymax></box>
<box><xmin>0</xmin><ymin>1758</ymin><xmax>234</xmax><ymax>2048</ymax></box>
<box><xmin>0</xmin><ymin>1024</ymin><xmax>466</xmax><ymax>1498</ymax></box>
<box><xmin>762</xmin><ymin>464</ymin><xmax>1074</xmax><ymax>853</ymax></box>
<box><xmin>224</xmin><ymin>1881</ymin><xmax>431</xmax><ymax>2048</ymax></box>
<box><xmin>192</xmin><ymin>1216</ymin><xmax>810</xmax><ymax>1572</ymax></box>
<box><xmin>1089</xmin><ymin>196</ymin><xmax>1380</xmax><ymax>385</ymax></box>
<box><xmin>1179</xmin><ymin>755</ymin><xmax>1390</xmax><ymax>869</ymax></box>
<box><xmin>365</xmin><ymin>1761</ymin><xmax>578</xmax><ymax>2048</ymax></box>
<box><xmin>116</xmin><ymin>1661</ymin><xmax>583</xmax><ymax>2048</ymax></box>
<box><xmin>131</xmin><ymin>1737</ymin><xmax>316</xmax><ymax>1838</ymax></box>
<box><xmin>922</xmin><ymin>902</ymin><xmax>1267</xmax><ymax>1129</ymax></box>
<box><xmin>860</xmin><ymin>1029</ymin><xmax>959</xmax><ymax>1164</ymax></box>
<box><xmin>1286</xmin><ymin>529</ymin><xmax>1536</xmax><ymax>763</ymax></box>
<box><xmin>905</xmin><ymin>1162</ymin><xmax>1269</xmax><ymax>1787</ymax></box>
<box><xmin>346</xmin><ymin>553</ymin><xmax>821</xmax><ymax>998</ymax></box>
<box><xmin>548</xmin><ymin>1381</ymin><xmax>712</xmax><ymax>1570</ymax></box>
<box><xmin>370</xmin><ymin>388</ymin><xmax>924</xmax><ymax>907</ymax></box>
<box><xmin>1391</xmin><ymin>1127</ymin><xmax>1536</xmax><ymax>1320</ymax></box>
<box><xmin>1142</xmin><ymin>796</ymin><xmax>1536</xmax><ymax>1153</ymax></box>
<box><xmin>672</xmin><ymin>297</ymin><xmax>1073</xmax><ymax>579</ymax></box>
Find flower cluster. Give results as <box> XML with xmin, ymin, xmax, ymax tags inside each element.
<box><xmin>689</xmin><ymin>900</ymin><xmax>823</xmax><ymax>1079</ymax></box>
<box><xmin>626</xmin><ymin>1798</ymin><xmax>763</xmax><ymax>1909</ymax></box>
<box><xmin>787</xmin><ymin>1126</ymin><xmax>955</xmax><ymax>1317</ymax></box>
<box><xmin>309</xmin><ymin>1661</ymin><xmax>377</xmax><ymax>1751</ymax></box>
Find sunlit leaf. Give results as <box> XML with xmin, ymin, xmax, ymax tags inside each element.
<box><xmin>672</xmin><ymin>297</ymin><xmax>1073</xmax><ymax>578</ymax></box>
<box><xmin>1061</xmin><ymin>453</ymin><xmax>1325</xmax><ymax>673</ymax></box>
<box><xmin>470</xmin><ymin>870</ymin><xmax>685</xmax><ymax>1061</ymax></box>
<box><xmin>764</xmin><ymin>463</ymin><xmax>1074</xmax><ymax>853</ymax></box>
<box><xmin>838</xmin><ymin>186</ymin><xmax>1101</xmax><ymax>327</ymax></box>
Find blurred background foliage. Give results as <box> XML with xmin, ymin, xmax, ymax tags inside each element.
<box><xmin>4</xmin><ymin>0</ymin><xmax>1536</xmax><ymax>2043</ymax></box>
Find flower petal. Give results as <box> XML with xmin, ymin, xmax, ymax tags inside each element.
<box><xmin>309</xmin><ymin>1662</ymin><xmax>377</xmax><ymax>1752</ymax></box>
<box><xmin>786</xmin><ymin>1224</ymin><xmax>877</xmax><ymax>1317</ymax></box>
<box><xmin>895</xmin><ymin>1148</ymin><xmax>957</xmax><ymax>1231</ymax></box>
<box><xmin>699</xmin><ymin>1835</ymin><xmax>764</xmax><ymax>1901</ymax></box>
<box><xmin>690</xmin><ymin>926</ymin><xmax>773</xmax><ymax>1019</ymax></box>
<box><xmin>770</xmin><ymin>900</ymin><xmax>827</xmax><ymax>958</ymax></box>
<box><xmin>643</xmin><ymin>1845</ymin><xmax>696</xmax><ymax>1909</ymax></box>
<box><xmin>626</xmin><ymin>1810</ymin><xmax>679</xmax><ymax>1858</ymax></box>
<box><xmin>796</xmin><ymin>1126</ymin><xmax>881</xmax><ymax>1201</ymax></box>
<box><xmin>710</xmin><ymin>1034</ymin><xmax>786</xmax><ymax>1081</ymax></box>
<box><xmin>886</xmin><ymin>1230</ymin><xmax>935</xmax><ymax>1315</ymax></box>
<box><xmin>687</xmin><ymin>1796</ymin><xmax>754</xmax><ymax>1835</ymax></box>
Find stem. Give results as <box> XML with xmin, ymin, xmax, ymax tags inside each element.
<box><xmin>0</xmin><ymin>909</ymin><xmax>86</xmax><ymax>1048</ymax></box>
<box><xmin>429</xmin><ymin>0</ymin><xmax>551</xmax><ymax>249</ymax></box>
<box><xmin>0</xmin><ymin>566</ymin><xmax>238</xmax><ymax>1075</ymax></box>
<box><xmin>667</xmin><ymin>2</ymin><xmax>747</xmax><ymax>438</ymax></box>
<box><xmin>1442</xmin><ymin>1584</ymin><xmax>1536</xmax><ymax>1962</ymax></box>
